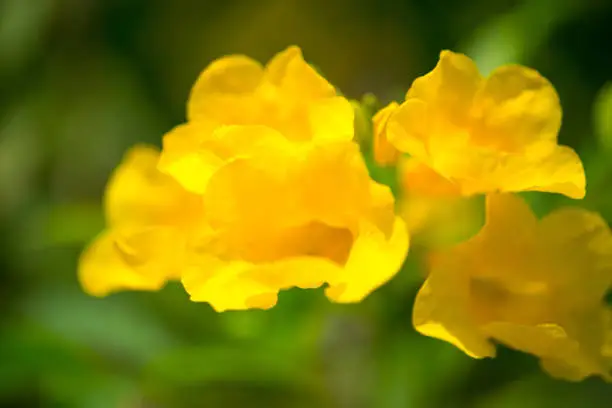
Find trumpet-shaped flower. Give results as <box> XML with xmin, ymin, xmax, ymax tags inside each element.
<box><xmin>413</xmin><ymin>193</ymin><xmax>612</xmax><ymax>381</ymax></box>
<box><xmin>159</xmin><ymin>46</ymin><xmax>354</xmax><ymax>193</ymax></box>
<box><xmin>78</xmin><ymin>146</ymin><xmax>204</xmax><ymax>296</ymax></box>
<box><xmin>380</xmin><ymin>51</ymin><xmax>586</xmax><ymax>199</ymax></box>
<box><xmin>179</xmin><ymin>131</ymin><xmax>409</xmax><ymax>311</ymax></box>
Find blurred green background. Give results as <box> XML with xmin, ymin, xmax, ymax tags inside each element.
<box><xmin>1</xmin><ymin>0</ymin><xmax>612</xmax><ymax>407</ymax></box>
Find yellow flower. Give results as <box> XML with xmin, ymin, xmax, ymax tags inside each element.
<box><xmin>372</xmin><ymin>101</ymin><xmax>400</xmax><ymax>166</ymax></box>
<box><xmin>79</xmin><ymin>47</ymin><xmax>409</xmax><ymax>309</ymax></box>
<box><xmin>78</xmin><ymin>145</ymin><xmax>204</xmax><ymax>296</ymax></box>
<box><xmin>178</xmin><ymin>131</ymin><xmax>409</xmax><ymax>311</ymax></box>
<box><xmin>159</xmin><ymin>46</ymin><xmax>354</xmax><ymax>193</ymax></box>
<box><xmin>383</xmin><ymin>50</ymin><xmax>586</xmax><ymax>199</ymax></box>
<box><xmin>413</xmin><ymin>193</ymin><xmax>612</xmax><ymax>381</ymax></box>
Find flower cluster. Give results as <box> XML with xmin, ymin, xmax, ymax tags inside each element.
<box><xmin>79</xmin><ymin>46</ymin><xmax>408</xmax><ymax>312</ymax></box>
<box><xmin>80</xmin><ymin>47</ymin><xmax>612</xmax><ymax>381</ymax></box>
<box><xmin>374</xmin><ymin>50</ymin><xmax>611</xmax><ymax>382</ymax></box>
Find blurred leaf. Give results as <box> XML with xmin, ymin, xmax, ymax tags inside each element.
<box><xmin>375</xmin><ymin>332</ymin><xmax>473</xmax><ymax>408</ymax></box>
<box><xmin>20</xmin><ymin>285</ymin><xmax>179</xmax><ymax>365</ymax></box>
<box><xmin>0</xmin><ymin>0</ymin><xmax>54</xmax><ymax>78</ymax></box>
<box><xmin>474</xmin><ymin>374</ymin><xmax>612</xmax><ymax>408</ymax></box>
<box><xmin>0</xmin><ymin>323</ymin><xmax>138</xmax><ymax>408</ymax></box>
<box><xmin>365</xmin><ymin>154</ymin><xmax>399</xmax><ymax>199</ymax></box>
<box><xmin>0</xmin><ymin>324</ymin><xmax>85</xmax><ymax>397</ymax></box>
<box><xmin>594</xmin><ymin>82</ymin><xmax>612</xmax><ymax>150</ymax></box>
<box><xmin>0</xmin><ymin>102</ymin><xmax>44</xmax><ymax>217</ymax></box>
<box><xmin>219</xmin><ymin>310</ymin><xmax>272</xmax><ymax>340</ymax></box>
<box><xmin>352</xmin><ymin>99</ymin><xmax>373</xmax><ymax>151</ymax></box>
<box><xmin>40</xmin><ymin>203</ymin><xmax>105</xmax><ymax>247</ymax></box>
<box><xmin>519</xmin><ymin>192</ymin><xmax>558</xmax><ymax>218</ymax></box>
<box><xmin>462</xmin><ymin>0</ymin><xmax>587</xmax><ymax>73</ymax></box>
<box><xmin>317</xmin><ymin>313</ymin><xmax>374</xmax><ymax>408</ymax></box>
<box><xmin>42</xmin><ymin>370</ymin><xmax>138</xmax><ymax>408</ymax></box>
<box><xmin>36</xmin><ymin>52</ymin><xmax>169</xmax><ymax>203</ymax></box>
<box><xmin>146</xmin><ymin>343</ymin><xmax>310</xmax><ymax>386</ymax></box>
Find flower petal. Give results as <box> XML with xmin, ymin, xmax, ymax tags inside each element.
<box><xmin>295</xmin><ymin>142</ymin><xmax>374</xmax><ymax>229</ymax></box>
<box><xmin>471</xmin><ymin>65</ymin><xmax>561</xmax><ymax>152</ymax></box>
<box><xmin>182</xmin><ymin>255</ymin><xmax>278</xmax><ymax>312</ymax></box>
<box><xmin>161</xmin><ymin>124</ymin><xmax>293</xmax><ymax>194</ymax></box>
<box><xmin>484</xmin><ymin>322</ymin><xmax>580</xmax><ymax>366</ymax></box>
<box><xmin>105</xmin><ymin>145</ymin><xmax>200</xmax><ymax>228</ymax></box>
<box><xmin>264</xmin><ymin>45</ymin><xmax>335</xmax><ymax>99</ymax></box>
<box><xmin>78</xmin><ymin>230</ymin><xmax>174</xmax><ymax>297</ymax></box>
<box><xmin>538</xmin><ymin>207</ymin><xmax>612</xmax><ymax>303</ymax></box>
<box><xmin>399</xmin><ymin>157</ymin><xmax>461</xmax><ymax>197</ymax></box>
<box><xmin>386</xmin><ymin>99</ymin><xmax>430</xmax><ymax>160</ymax></box>
<box><xmin>413</xmin><ymin>253</ymin><xmax>496</xmax><ymax>358</ymax></box>
<box><xmin>372</xmin><ymin>101</ymin><xmax>401</xmax><ymax>166</ymax></box>
<box><xmin>407</xmin><ymin>50</ymin><xmax>481</xmax><ymax>126</ymax></box>
<box><xmin>429</xmin><ymin>140</ymin><xmax>586</xmax><ymax>198</ymax></box>
<box><xmin>187</xmin><ymin>55</ymin><xmax>264</xmax><ymax>122</ymax></box>
<box><xmin>158</xmin><ymin>123</ymin><xmax>224</xmax><ymax>194</ymax></box>
<box><xmin>309</xmin><ymin>96</ymin><xmax>355</xmax><ymax>142</ymax></box>
<box><xmin>182</xmin><ymin>252</ymin><xmax>347</xmax><ymax>312</ymax></box>
<box><xmin>183</xmin><ymin>218</ymin><xmax>408</xmax><ymax>311</ymax></box>
<box><xmin>202</xmin><ymin>144</ymin><xmax>298</xmax><ymax>232</ymax></box>
<box><xmin>326</xmin><ymin>218</ymin><xmax>409</xmax><ymax>303</ymax></box>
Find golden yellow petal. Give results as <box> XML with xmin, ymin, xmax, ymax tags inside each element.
<box><xmin>487</xmin><ymin>322</ymin><xmax>576</xmax><ymax>358</ymax></box>
<box><xmin>433</xmin><ymin>142</ymin><xmax>585</xmax><ymax>199</ymax></box>
<box><xmin>325</xmin><ymin>218</ymin><xmax>409</xmax><ymax>303</ymax></box>
<box><xmin>181</xmin><ymin>255</ymin><xmax>279</xmax><ymax>312</ymax></box>
<box><xmin>406</xmin><ymin>50</ymin><xmax>481</xmax><ymax>126</ymax></box>
<box><xmin>501</xmin><ymin>145</ymin><xmax>585</xmax><ymax>198</ymax></box>
<box><xmin>264</xmin><ymin>45</ymin><xmax>335</xmax><ymax>99</ymax></box>
<box><xmin>413</xmin><ymin>267</ymin><xmax>496</xmax><ymax>358</ymax></box>
<box><xmin>372</xmin><ymin>101</ymin><xmax>401</xmax><ymax>166</ymax></box>
<box><xmin>182</xmin><ymin>220</ymin><xmax>408</xmax><ymax>311</ymax></box>
<box><xmin>202</xmin><ymin>141</ymin><xmax>298</xmax><ymax>232</ymax></box>
<box><xmin>308</xmin><ymin>96</ymin><xmax>355</xmax><ymax>142</ymax></box>
<box><xmin>249</xmin><ymin>257</ymin><xmax>344</xmax><ymax>291</ymax></box>
<box><xmin>485</xmin><ymin>321</ymin><xmax>612</xmax><ymax>381</ymax></box>
<box><xmin>399</xmin><ymin>157</ymin><xmax>461</xmax><ymax>197</ymax></box>
<box><xmin>183</xmin><ymin>248</ymin><xmax>354</xmax><ymax>311</ymax></box>
<box><xmin>264</xmin><ymin>45</ymin><xmax>303</xmax><ymax>84</ymax></box>
<box><xmin>202</xmin><ymin>141</ymin><xmax>392</xmax><ymax>261</ymax></box>
<box><xmin>187</xmin><ymin>55</ymin><xmax>264</xmax><ymax>122</ymax></box>
<box><xmin>539</xmin><ymin>358</ymin><xmax>601</xmax><ymax>382</ymax></box>
<box><xmin>480</xmin><ymin>193</ymin><xmax>538</xmax><ymax>242</ymax></box>
<box><xmin>538</xmin><ymin>207</ymin><xmax>612</xmax><ymax>302</ymax></box>
<box><xmin>386</xmin><ymin>99</ymin><xmax>430</xmax><ymax>159</ymax></box>
<box><xmin>114</xmin><ymin>225</ymin><xmax>186</xmax><ymax>278</ymax></box>
<box><xmin>104</xmin><ymin>145</ymin><xmax>200</xmax><ymax>228</ymax></box>
<box><xmin>464</xmin><ymin>194</ymin><xmax>543</xmax><ymax>293</ymax></box>
<box><xmin>158</xmin><ymin>123</ymin><xmax>224</xmax><ymax>194</ymax></box>
<box><xmin>366</xmin><ymin>182</ymin><xmax>397</xmax><ymax>238</ymax></box>
<box><xmin>295</xmin><ymin>142</ymin><xmax>373</xmax><ymax>229</ymax></box>
<box><xmin>78</xmin><ymin>230</ymin><xmax>170</xmax><ymax>297</ymax></box>
<box><xmin>161</xmin><ymin>124</ymin><xmax>292</xmax><ymax>194</ymax></box>
<box><xmin>535</xmin><ymin>309</ymin><xmax>612</xmax><ymax>382</ymax></box>
<box><xmin>471</xmin><ymin>65</ymin><xmax>561</xmax><ymax>152</ymax></box>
